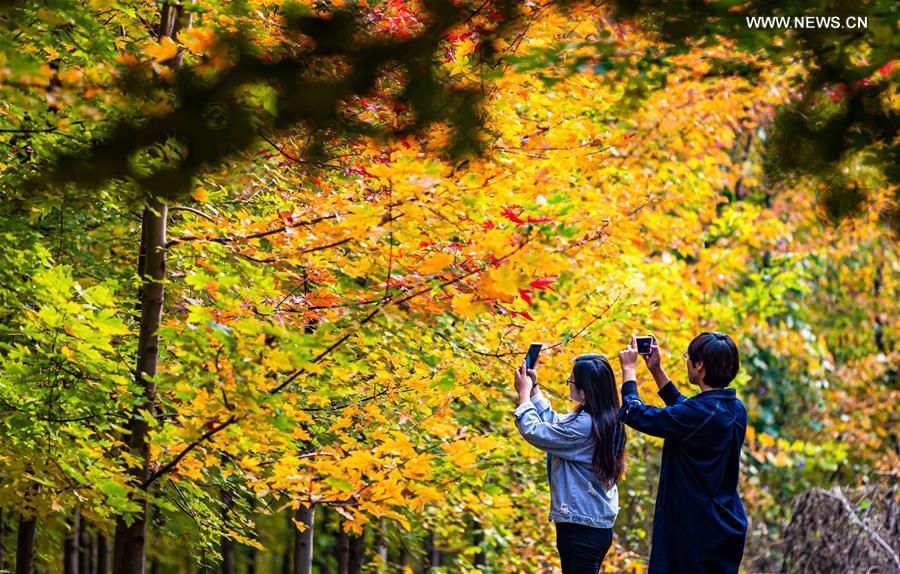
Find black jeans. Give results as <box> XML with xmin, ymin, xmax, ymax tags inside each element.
<box><xmin>555</xmin><ymin>521</ymin><xmax>614</xmax><ymax>574</ymax></box>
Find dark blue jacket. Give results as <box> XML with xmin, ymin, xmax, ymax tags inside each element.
<box><xmin>619</xmin><ymin>380</ymin><xmax>747</xmax><ymax>574</ymax></box>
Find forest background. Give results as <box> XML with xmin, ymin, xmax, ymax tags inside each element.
<box><xmin>0</xmin><ymin>0</ymin><xmax>897</xmax><ymax>573</ymax></box>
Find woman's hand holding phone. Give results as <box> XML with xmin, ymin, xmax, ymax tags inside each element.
<box><xmin>514</xmin><ymin>361</ymin><xmax>533</xmax><ymax>403</ymax></box>
<box><xmin>618</xmin><ymin>337</ymin><xmax>639</xmax><ymax>382</ymax></box>
<box><xmin>527</xmin><ymin>367</ymin><xmax>539</xmax><ymax>396</ymax></box>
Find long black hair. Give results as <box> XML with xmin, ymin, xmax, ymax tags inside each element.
<box><xmin>572</xmin><ymin>354</ymin><xmax>626</xmax><ymax>490</ymax></box>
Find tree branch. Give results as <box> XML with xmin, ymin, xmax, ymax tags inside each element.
<box><xmin>169</xmin><ymin>205</ymin><xmax>216</xmax><ymax>222</ymax></box>
<box><xmin>143</xmin><ymin>415</ymin><xmax>237</xmax><ymax>488</ymax></box>
<box><xmin>268</xmin><ymin>238</ymin><xmax>531</xmax><ymax>395</ymax></box>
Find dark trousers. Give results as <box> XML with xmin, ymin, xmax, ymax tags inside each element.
<box><xmin>555</xmin><ymin>521</ymin><xmax>613</xmax><ymax>574</ymax></box>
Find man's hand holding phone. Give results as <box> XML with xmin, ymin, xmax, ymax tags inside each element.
<box><xmin>640</xmin><ymin>335</ymin><xmax>662</xmax><ymax>372</ymax></box>
<box><xmin>638</xmin><ymin>334</ymin><xmax>671</xmax><ymax>390</ymax></box>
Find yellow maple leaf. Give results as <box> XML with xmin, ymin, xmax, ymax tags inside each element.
<box><xmin>419</xmin><ymin>252</ymin><xmax>454</xmax><ymax>274</ymax></box>
<box><xmin>444</xmin><ymin>441</ymin><xmax>477</xmax><ymax>468</ymax></box>
<box><xmin>182</xmin><ymin>26</ymin><xmax>216</xmax><ymax>54</ymax></box>
<box><xmin>144</xmin><ymin>37</ymin><xmax>180</xmax><ymax>63</ymax></box>
<box><xmin>451</xmin><ymin>293</ymin><xmax>489</xmax><ymax>318</ymax></box>
<box><xmin>476</xmin><ymin>266</ymin><xmax>524</xmax><ymax>302</ymax></box>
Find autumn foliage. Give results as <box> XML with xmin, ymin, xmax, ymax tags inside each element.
<box><xmin>0</xmin><ymin>1</ymin><xmax>896</xmax><ymax>573</ymax></box>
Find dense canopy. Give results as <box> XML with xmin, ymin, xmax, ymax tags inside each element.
<box><xmin>0</xmin><ymin>1</ymin><xmax>896</xmax><ymax>573</ymax></box>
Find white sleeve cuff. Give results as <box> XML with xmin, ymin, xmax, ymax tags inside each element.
<box><xmin>531</xmin><ymin>390</ymin><xmax>551</xmax><ymax>411</ymax></box>
<box><xmin>513</xmin><ymin>401</ymin><xmax>535</xmax><ymax>419</ymax></box>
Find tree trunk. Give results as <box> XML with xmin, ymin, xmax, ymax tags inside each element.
<box><xmin>221</xmin><ymin>490</ymin><xmax>235</xmax><ymax>574</ymax></box>
<box><xmin>90</xmin><ymin>531</ymin><xmax>98</xmax><ymax>574</ymax></box>
<box><xmin>281</xmin><ymin>523</ymin><xmax>291</xmax><ymax>574</ymax></box>
<box><xmin>348</xmin><ymin>532</ymin><xmax>365</xmax><ymax>574</ymax></box>
<box><xmin>246</xmin><ymin>546</ymin><xmax>257</xmax><ymax>574</ymax></box>
<box><xmin>221</xmin><ymin>537</ymin><xmax>235</xmax><ymax>574</ymax></box>
<box><xmin>243</xmin><ymin>494</ymin><xmax>257</xmax><ymax>574</ymax></box>
<box><xmin>65</xmin><ymin>511</ymin><xmax>80</xmax><ymax>574</ymax></box>
<box><xmin>113</xmin><ymin>199</ymin><xmax>168</xmax><ymax>574</ymax></box>
<box><xmin>337</xmin><ymin>527</ymin><xmax>350</xmax><ymax>574</ymax></box>
<box><xmin>292</xmin><ymin>505</ymin><xmax>315</xmax><ymax>574</ymax></box>
<box><xmin>395</xmin><ymin>545</ymin><xmax>407</xmax><ymax>574</ymax></box>
<box><xmin>15</xmin><ymin>515</ymin><xmax>36</xmax><ymax>574</ymax></box>
<box><xmin>97</xmin><ymin>534</ymin><xmax>109</xmax><ymax>574</ymax></box>
<box><xmin>423</xmin><ymin>531</ymin><xmax>440</xmax><ymax>571</ymax></box>
<box><xmin>112</xmin><ymin>1</ymin><xmax>192</xmax><ymax>570</ymax></box>
<box><xmin>375</xmin><ymin>519</ymin><xmax>388</xmax><ymax>565</ymax></box>
<box><xmin>473</xmin><ymin>525</ymin><xmax>486</xmax><ymax>568</ymax></box>
<box><xmin>80</xmin><ymin>519</ymin><xmax>92</xmax><ymax>574</ymax></box>
<box><xmin>0</xmin><ymin>508</ymin><xmax>6</xmax><ymax>572</ymax></box>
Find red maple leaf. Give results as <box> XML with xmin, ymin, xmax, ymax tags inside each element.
<box><xmin>445</xmin><ymin>32</ymin><xmax>472</xmax><ymax>42</ymax></box>
<box><xmin>519</xmin><ymin>289</ymin><xmax>533</xmax><ymax>305</ymax></box>
<box><xmin>501</xmin><ymin>205</ymin><xmax>525</xmax><ymax>225</ymax></box>
<box><xmin>529</xmin><ymin>276</ymin><xmax>557</xmax><ymax>291</ymax></box>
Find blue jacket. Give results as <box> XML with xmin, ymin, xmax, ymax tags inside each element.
<box><xmin>514</xmin><ymin>390</ymin><xmax>619</xmax><ymax>528</ymax></box>
<box><xmin>619</xmin><ymin>380</ymin><xmax>747</xmax><ymax>574</ymax></box>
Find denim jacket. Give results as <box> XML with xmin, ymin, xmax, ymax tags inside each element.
<box><xmin>513</xmin><ymin>390</ymin><xmax>619</xmax><ymax>528</ymax></box>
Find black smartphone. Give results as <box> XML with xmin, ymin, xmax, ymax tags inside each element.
<box><xmin>525</xmin><ymin>343</ymin><xmax>543</xmax><ymax>369</ymax></box>
<box><xmin>636</xmin><ymin>336</ymin><xmax>653</xmax><ymax>355</ymax></box>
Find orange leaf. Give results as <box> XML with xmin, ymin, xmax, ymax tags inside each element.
<box><xmin>144</xmin><ymin>37</ymin><xmax>179</xmax><ymax>63</ymax></box>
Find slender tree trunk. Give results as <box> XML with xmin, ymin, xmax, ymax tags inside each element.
<box><xmin>246</xmin><ymin>546</ymin><xmax>257</xmax><ymax>574</ymax></box>
<box><xmin>221</xmin><ymin>490</ymin><xmax>235</xmax><ymax>574</ymax></box>
<box><xmin>112</xmin><ymin>1</ymin><xmax>192</xmax><ymax>571</ymax></box>
<box><xmin>292</xmin><ymin>505</ymin><xmax>315</xmax><ymax>574</ymax></box>
<box><xmin>431</xmin><ymin>547</ymin><xmax>442</xmax><ymax>568</ymax></box>
<box><xmin>375</xmin><ymin>519</ymin><xmax>388</xmax><ymax>565</ymax></box>
<box><xmin>337</xmin><ymin>527</ymin><xmax>350</xmax><ymax>574</ymax></box>
<box><xmin>97</xmin><ymin>534</ymin><xmax>109</xmax><ymax>574</ymax></box>
<box><xmin>80</xmin><ymin>519</ymin><xmax>92</xmax><ymax>574</ymax></box>
<box><xmin>396</xmin><ymin>545</ymin><xmax>407</xmax><ymax>574</ymax></box>
<box><xmin>65</xmin><ymin>511</ymin><xmax>80</xmax><ymax>574</ymax></box>
<box><xmin>90</xmin><ymin>531</ymin><xmax>98</xmax><ymax>574</ymax></box>
<box><xmin>423</xmin><ymin>531</ymin><xmax>440</xmax><ymax>571</ymax></box>
<box><xmin>348</xmin><ymin>532</ymin><xmax>365</xmax><ymax>574</ymax></box>
<box><xmin>473</xmin><ymin>525</ymin><xmax>486</xmax><ymax>568</ymax></box>
<box><xmin>281</xmin><ymin>510</ymin><xmax>292</xmax><ymax>574</ymax></box>
<box><xmin>15</xmin><ymin>515</ymin><xmax>36</xmax><ymax>574</ymax></box>
<box><xmin>0</xmin><ymin>508</ymin><xmax>6</xmax><ymax>572</ymax></box>
<box><xmin>874</xmin><ymin>262</ymin><xmax>888</xmax><ymax>354</ymax></box>
<box><xmin>113</xmin><ymin>199</ymin><xmax>168</xmax><ymax>574</ymax></box>
<box><xmin>221</xmin><ymin>537</ymin><xmax>235</xmax><ymax>574</ymax></box>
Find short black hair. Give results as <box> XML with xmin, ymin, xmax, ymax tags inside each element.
<box><xmin>687</xmin><ymin>332</ymin><xmax>740</xmax><ymax>388</ymax></box>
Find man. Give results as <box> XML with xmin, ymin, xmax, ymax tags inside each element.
<box><xmin>618</xmin><ymin>332</ymin><xmax>747</xmax><ymax>574</ymax></box>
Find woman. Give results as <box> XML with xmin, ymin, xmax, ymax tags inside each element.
<box><xmin>512</xmin><ymin>354</ymin><xmax>626</xmax><ymax>574</ymax></box>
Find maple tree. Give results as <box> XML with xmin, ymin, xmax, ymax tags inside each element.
<box><xmin>0</xmin><ymin>1</ymin><xmax>896</xmax><ymax>573</ymax></box>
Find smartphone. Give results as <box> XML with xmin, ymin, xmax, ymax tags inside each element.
<box><xmin>525</xmin><ymin>343</ymin><xmax>543</xmax><ymax>369</ymax></box>
<box><xmin>636</xmin><ymin>336</ymin><xmax>653</xmax><ymax>355</ymax></box>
